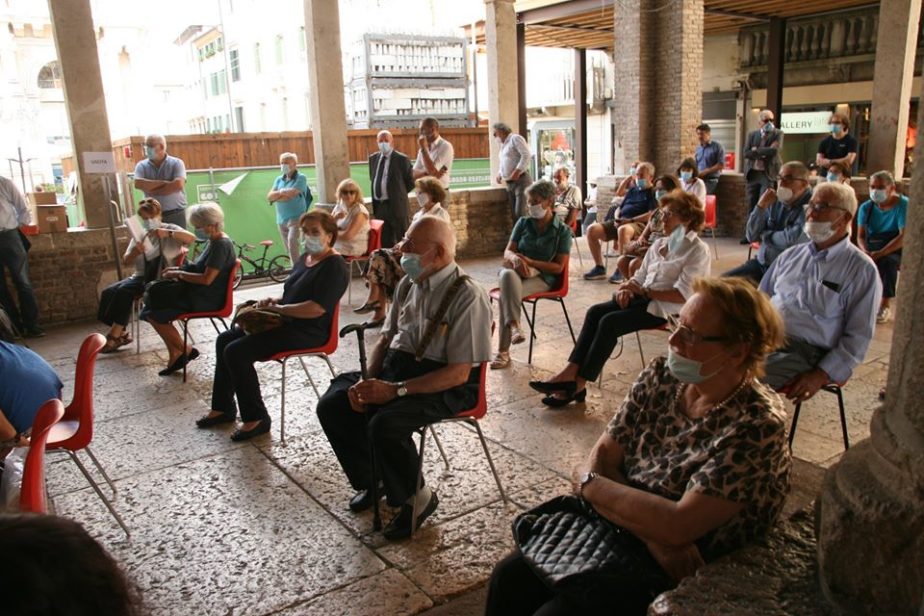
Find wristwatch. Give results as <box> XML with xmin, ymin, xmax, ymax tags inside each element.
<box><xmin>579</xmin><ymin>471</ymin><xmax>598</xmax><ymax>498</ymax></box>
<box><xmin>396</xmin><ymin>382</ymin><xmax>408</xmax><ymax>397</ymax></box>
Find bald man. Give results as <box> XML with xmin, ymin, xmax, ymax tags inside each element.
<box><xmin>318</xmin><ymin>217</ymin><xmax>492</xmax><ymax>540</ymax></box>
<box><xmin>369</xmin><ymin>130</ymin><xmax>416</xmax><ymax>247</ymax></box>
<box><xmin>133</xmin><ymin>134</ymin><xmax>188</xmax><ymax>228</ymax></box>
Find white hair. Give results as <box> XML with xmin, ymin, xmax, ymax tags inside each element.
<box><xmin>279</xmin><ymin>152</ymin><xmax>298</xmax><ymax>163</ymax></box>
<box><xmin>187</xmin><ymin>202</ymin><xmax>225</xmax><ymax>230</ymax></box>
<box><xmin>815</xmin><ymin>182</ymin><xmax>858</xmax><ymax>218</ymax></box>
<box><xmin>145</xmin><ymin>134</ymin><xmax>166</xmax><ymax>148</ymax></box>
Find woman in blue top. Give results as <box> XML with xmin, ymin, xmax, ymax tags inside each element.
<box><xmin>196</xmin><ymin>210</ymin><xmax>349</xmax><ymax>442</ymax></box>
<box><xmin>491</xmin><ymin>180</ymin><xmax>572</xmax><ymax>370</ymax></box>
<box><xmin>267</xmin><ymin>152</ymin><xmax>312</xmax><ymax>264</ymax></box>
<box><xmin>0</xmin><ymin>309</ymin><xmax>62</xmax><ymax>452</ymax></box>
<box><xmin>858</xmin><ymin>170</ymin><xmax>907</xmax><ymax>324</ymax></box>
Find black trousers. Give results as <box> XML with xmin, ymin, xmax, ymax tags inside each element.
<box><xmin>372</xmin><ymin>199</ymin><xmax>407</xmax><ymax>249</ymax></box>
<box><xmin>485</xmin><ymin>551</ymin><xmax>652</xmax><ymax>616</ymax></box>
<box><xmin>876</xmin><ymin>252</ymin><xmax>901</xmax><ymax>298</ymax></box>
<box><xmin>316</xmin><ymin>350</ymin><xmax>477</xmax><ymax>507</ymax></box>
<box><xmin>568</xmin><ymin>297</ymin><xmax>666</xmax><ymax>382</ymax></box>
<box><xmin>98</xmin><ymin>276</ymin><xmax>145</xmax><ymax>327</ymax></box>
<box><xmin>211</xmin><ymin>325</ymin><xmax>321</xmax><ymax>423</ymax></box>
<box><xmin>0</xmin><ymin>228</ymin><xmax>39</xmax><ymax>329</ymax></box>
<box><xmin>722</xmin><ymin>258</ymin><xmax>767</xmax><ymax>285</ymax></box>
<box><xmin>745</xmin><ymin>169</ymin><xmax>772</xmax><ymax>216</ymax></box>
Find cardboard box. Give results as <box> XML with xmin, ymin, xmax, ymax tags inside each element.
<box><xmin>28</xmin><ymin>191</ymin><xmax>58</xmax><ymax>206</ymax></box>
<box><xmin>36</xmin><ymin>205</ymin><xmax>68</xmax><ymax>233</ymax></box>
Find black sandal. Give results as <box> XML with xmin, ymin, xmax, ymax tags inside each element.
<box><xmin>196</xmin><ymin>413</ymin><xmax>236</xmax><ymax>428</ymax></box>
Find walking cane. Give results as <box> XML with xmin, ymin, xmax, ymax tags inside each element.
<box><xmin>339</xmin><ymin>321</ymin><xmax>382</xmax><ymax>531</ymax></box>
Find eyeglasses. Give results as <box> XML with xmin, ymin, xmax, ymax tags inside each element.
<box><xmin>804</xmin><ymin>202</ymin><xmax>848</xmax><ymax>215</ymax></box>
<box><xmin>341</xmin><ymin>190</ymin><xmax>356</xmax><ymax>195</ymax></box>
<box><xmin>778</xmin><ymin>175</ymin><xmax>806</xmax><ymax>184</ymax></box>
<box><xmin>666</xmin><ymin>314</ymin><xmax>729</xmax><ymax>345</ymax></box>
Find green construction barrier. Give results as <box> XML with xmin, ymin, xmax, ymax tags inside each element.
<box><xmin>133</xmin><ymin>158</ymin><xmax>491</xmax><ymax>272</ymax></box>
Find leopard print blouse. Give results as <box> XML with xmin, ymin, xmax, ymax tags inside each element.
<box><xmin>607</xmin><ymin>356</ymin><xmax>792</xmax><ymax>557</ymax></box>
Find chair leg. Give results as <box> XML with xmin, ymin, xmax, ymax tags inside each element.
<box><xmin>182</xmin><ymin>320</ymin><xmax>189</xmax><ymax>383</ymax></box>
<box><xmin>710</xmin><ymin>228</ymin><xmax>718</xmax><ymax>260</ymax></box>
<box><xmin>280</xmin><ymin>358</ymin><xmax>287</xmax><ymax>444</ymax></box>
<box><xmin>318</xmin><ymin>354</ymin><xmax>338</xmax><ymax>378</ymax></box>
<box><xmin>559</xmin><ymin>299</ymin><xmax>575</xmax><ymax>343</ymax></box>
<box><xmin>297</xmin><ymin>356</ymin><xmax>320</xmax><ymax>398</ymax></box>
<box><xmin>527</xmin><ymin>300</ymin><xmax>538</xmax><ymax>364</ymax></box>
<box><xmin>636</xmin><ymin>330</ymin><xmax>646</xmax><ymax>368</ymax></box>
<box><xmin>428</xmin><ymin>425</ymin><xmax>450</xmax><ymax>469</ymax></box>
<box><xmin>836</xmin><ymin>386</ymin><xmax>850</xmax><ymax>450</ymax></box>
<box><xmin>788</xmin><ymin>402</ymin><xmax>802</xmax><ymax>450</ymax></box>
<box><xmin>69</xmin><ymin>451</ymin><xmax>130</xmax><ymax>537</ymax></box>
<box><xmin>348</xmin><ymin>261</ymin><xmax>354</xmax><ymax>305</ymax></box>
<box><xmin>133</xmin><ymin>300</ymin><xmax>141</xmax><ymax>355</ymax></box>
<box><xmin>83</xmin><ymin>447</ymin><xmax>117</xmax><ymax>497</ymax></box>
<box><xmin>410</xmin><ymin>428</ymin><xmax>428</xmax><ymax>536</ymax></box>
<box><xmin>573</xmin><ymin>235</ymin><xmax>584</xmax><ymax>268</ymax></box>
<box><xmin>472</xmin><ymin>420</ymin><xmax>508</xmax><ymax>504</ymax></box>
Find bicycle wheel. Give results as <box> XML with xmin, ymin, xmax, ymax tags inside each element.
<box><xmin>268</xmin><ymin>254</ymin><xmax>291</xmax><ymax>283</ymax></box>
<box><xmin>233</xmin><ymin>262</ymin><xmax>245</xmax><ymax>289</ymax></box>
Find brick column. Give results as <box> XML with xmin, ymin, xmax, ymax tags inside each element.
<box><xmin>613</xmin><ymin>0</ymin><xmax>703</xmax><ymax>175</ymax></box>
<box><xmin>816</xmin><ymin>77</ymin><xmax>924</xmax><ymax>613</ymax></box>
<box><xmin>867</xmin><ymin>0</ymin><xmax>922</xmax><ymax>178</ymax></box>
<box><xmin>484</xmin><ymin>0</ymin><xmax>520</xmax><ymax>184</ymax></box>
<box><xmin>48</xmin><ymin>0</ymin><xmax>116</xmax><ymax>229</ymax></box>
<box><xmin>304</xmin><ymin>0</ymin><xmax>350</xmax><ymax>203</ymax></box>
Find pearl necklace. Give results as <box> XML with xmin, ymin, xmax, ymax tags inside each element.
<box><xmin>673</xmin><ymin>377</ymin><xmax>753</xmax><ymax>416</ymax></box>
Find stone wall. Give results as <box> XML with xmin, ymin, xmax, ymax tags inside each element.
<box><xmin>3</xmin><ymin>228</ymin><xmax>128</xmax><ymax>326</ymax></box>
<box><xmin>409</xmin><ymin>186</ymin><xmax>512</xmax><ymax>258</ymax></box>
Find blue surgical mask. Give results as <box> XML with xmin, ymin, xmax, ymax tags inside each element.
<box><xmin>194</xmin><ymin>228</ymin><xmax>209</xmax><ymax>241</ymax></box>
<box><xmin>668</xmin><ymin>224</ymin><xmax>686</xmax><ymax>253</ymax></box>
<box><xmin>762</xmin><ymin>121</ymin><xmax>774</xmax><ymax>133</ymax></box>
<box><xmin>680</xmin><ymin>171</ymin><xmax>693</xmax><ymax>182</ymax></box>
<box><xmin>378</xmin><ymin>142</ymin><xmax>393</xmax><ymax>155</ymax></box>
<box><xmin>830</xmin><ymin>124</ymin><xmax>843</xmax><ymax>135</ymax></box>
<box><xmin>826</xmin><ymin>172</ymin><xmax>840</xmax><ymax>183</ymax></box>
<box><xmin>400</xmin><ymin>252</ymin><xmax>425</xmax><ymax>282</ymax></box>
<box><xmin>667</xmin><ymin>348</ymin><xmax>726</xmax><ymax>384</ymax></box>
<box><xmin>655</xmin><ymin>189</ymin><xmax>667</xmax><ymax>201</ymax></box>
<box><xmin>144</xmin><ymin>146</ymin><xmax>157</xmax><ymax>161</ymax></box>
<box><xmin>304</xmin><ymin>235</ymin><xmax>324</xmax><ymax>254</ymax></box>
<box><xmin>870</xmin><ymin>188</ymin><xmax>889</xmax><ymax>204</ymax></box>
<box><xmin>636</xmin><ymin>178</ymin><xmax>649</xmax><ymax>190</ymax></box>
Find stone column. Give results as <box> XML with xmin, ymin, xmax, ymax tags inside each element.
<box><xmin>484</xmin><ymin>0</ymin><xmax>520</xmax><ymax>184</ymax></box>
<box><xmin>866</xmin><ymin>0</ymin><xmax>922</xmax><ymax>177</ymax></box>
<box><xmin>48</xmin><ymin>0</ymin><xmax>116</xmax><ymax>229</ymax></box>
<box><xmin>613</xmin><ymin>0</ymin><xmax>702</xmax><ymax>175</ymax></box>
<box><xmin>816</xmin><ymin>78</ymin><xmax>924</xmax><ymax>614</ymax></box>
<box><xmin>304</xmin><ymin>0</ymin><xmax>349</xmax><ymax>203</ymax></box>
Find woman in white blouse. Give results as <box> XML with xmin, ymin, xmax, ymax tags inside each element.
<box><xmin>678</xmin><ymin>157</ymin><xmax>706</xmax><ymax>207</ymax></box>
<box><xmin>331</xmin><ymin>178</ymin><xmax>370</xmax><ymax>257</ymax></box>
<box><xmin>355</xmin><ymin>176</ymin><xmax>450</xmax><ymax>326</ymax></box>
<box><xmin>530</xmin><ymin>191</ymin><xmax>710</xmax><ymax>406</ymax></box>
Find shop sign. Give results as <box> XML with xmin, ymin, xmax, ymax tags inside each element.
<box><xmin>780</xmin><ymin>111</ymin><xmax>832</xmax><ymax>134</ymax></box>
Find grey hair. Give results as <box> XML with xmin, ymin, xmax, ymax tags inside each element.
<box><xmin>526</xmin><ymin>179</ymin><xmax>557</xmax><ymax>202</ymax></box>
<box><xmin>637</xmin><ymin>161</ymin><xmax>655</xmax><ymax>178</ymax></box>
<box><xmin>187</xmin><ymin>202</ymin><xmax>225</xmax><ymax>230</ymax></box>
<box><xmin>144</xmin><ymin>134</ymin><xmax>166</xmax><ymax>148</ymax></box>
<box><xmin>815</xmin><ymin>182</ymin><xmax>858</xmax><ymax>218</ymax></box>
<box><xmin>376</xmin><ymin>130</ymin><xmax>393</xmax><ymax>141</ymax></box>
<box><xmin>553</xmin><ymin>166</ymin><xmax>571</xmax><ymax>177</ymax></box>
<box><xmin>869</xmin><ymin>170</ymin><xmax>895</xmax><ymax>186</ymax></box>
<box><xmin>492</xmin><ymin>122</ymin><xmax>512</xmax><ymax>134</ymax></box>
<box><xmin>759</xmin><ymin>109</ymin><xmax>775</xmax><ymax>121</ymax></box>
<box><xmin>780</xmin><ymin>161</ymin><xmax>810</xmax><ymax>180</ymax></box>
<box><xmin>279</xmin><ymin>152</ymin><xmax>298</xmax><ymax>163</ymax></box>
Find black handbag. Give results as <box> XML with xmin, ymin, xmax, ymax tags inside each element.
<box><xmin>142</xmin><ymin>279</ymin><xmax>187</xmax><ymax>311</ymax></box>
<box><xmin>513</xmin><ymin>495</ymin><xmax>670</xmax><ymax>602</ymax></box>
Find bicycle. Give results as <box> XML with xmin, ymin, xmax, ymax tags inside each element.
<box><xmin>232</xmin><ymin>240</ymin><xmax>291</xmax><ymax>289</ymax></box>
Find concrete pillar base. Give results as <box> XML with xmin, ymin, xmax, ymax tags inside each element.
<box><xmin>816</xmin><ymin>418</ymin><xmax>924</xmax><ymax>612</ymax></box>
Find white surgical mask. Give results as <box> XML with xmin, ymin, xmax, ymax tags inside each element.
<box><xmin>667</xmin><ymin>348</ymin><xmax>726</xmax><ymax>384</ymax></box>
<box><xmin>280</xmin><ymin>164</ymin><xmax>288</xmax><ymax>175</ymax></box>
<box><xmin>416</xmin><ymin>193</ymin><xmax>430</xmax><ymax>207</ymax></box>
<box><xmin>870</xmin><ymin>188</ymin><xmax>889</xmax><ymax>204</ymax></box>
<box><xmin>668</xmin><ymin>224</ymin><xmax>686</xmax><ymax>253</ymax></box>
<box><xmin>142</xmin><ymin>218</ymin><xmax>161</xmax><ymax>231</ymax></box>
<box><xmin>776</xmin><ymin>186</ymin><xmax>794</xmax><ymax>204</ymax></box>
<box><xmin>378</xmin><ymin>142</ymin><xmax>392</xmax><ymax>155</ymax></box>
<box><xmin>804</xmin><ymin>221</ymin><xmax>836</xmax><ymax>243</ymax></box>
<box><xmin>528</xmin><ymin>204</ymin><xmax>546</xmax><ymax>219</ymax></box>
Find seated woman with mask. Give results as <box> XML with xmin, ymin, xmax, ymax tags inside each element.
<box><xmin>196</xmin><ymin>210</ymin><xmax>348</xmax><ymax>441</ymax></box>
<box><xmin>354</xmin><ymin>176</ymin><xmax>450</xmax><ymax>327</ymax></box>
<box><xmin>858</xmin><ymin>170</ymin><xmax>907</xmax><ymax>324</ymax></box>
<box><xmin>614</xmin><ymin>175</ymin><xmax>679</xmax><ymax>281</ymax></box>
<box><xmin>490</xmin><ymin>179</ymin><xmax>572</xmax><ymax>370</ymax></box>
<box><xmin>97</xmin><ymin>198</ymin><xmax>194</xmax><ymax>353</ymax></box>
<box><xmin>486</xmin><ymin>277</ymin><xmax>792</xmax><ymax>615</ymax></box>
<box><xmin>530</xmin><ymin>191</ymin><xmax>710</xmax><ymax>406</ymax></box>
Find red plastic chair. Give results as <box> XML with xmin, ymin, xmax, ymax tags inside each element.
<box><xmin>788</xmin><ymin>382</ymin><xmax>850</xmax><ymax>451</ymax></box>
<box><xmin>260</xmin><ymin>304</ymin><xmax>341</xmax><ymax>443</ymax></box>
<box><xmin>489</xmin><ymin>254</ymin><xmax>576</xmax><ymax>364</ymax></box>
<box><xmin>175</xmin><ymin>259</ymin><xmax>241</xmax><ymax>382</ymax></box>
<box><xmin>19</xmin><ymin>399</ymin><xmax>65</xmax><ymax>514</ymax></box>
<box><xmin>46</xmin><ymin>333</ymin><xmax>130</xmax><ymax>535</ymax></box>
<box><xmin>568</xmin><ymin>218</ymin><xmax>584</xmax><ymax>268</ymax></box>
<box><xmin>703</xmin><ymin>195</ymin><xmax>719</xmax><ymax>259</ymax></box>
<box><xmin>409</xmin><ymin>362</ymin><xmax>509</xmax><ymax>535</ymax></box>
<box><xmin>346</xmin><ymin>219</ymin><xmax>384</xmax><ymax>305</ymax></box>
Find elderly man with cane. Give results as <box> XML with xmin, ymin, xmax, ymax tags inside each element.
<box><xmin>318</xmin><ymin>217</ymin><xmax>492</xmax><ymax>539</ymax></box>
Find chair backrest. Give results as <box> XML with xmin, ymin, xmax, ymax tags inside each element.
<box><xmin>457</xmin><ymin>362</ymin><xmax>488</xmax><ymax>420</ymax></box>
<box><xmin>316</xmin><ymin>302</ymin><xmax>340</xmax><ymax>355</ymax></box>
<box><xmin>704</xmin><ymin>195</ymin><xmax>717</xmax><ymax>229</ymax></box>
<box><xmin>550</xmin><ymin>253</ymin><xmax>571</xmax><ymax>296</ymax></box>
<box><xmin>219</xmin><ymin>259</ymin><xmax>241</xmax><ymax>317</ymax></box>
<box><xmin>366</xmin><ymin>219</ymin><xmax>384</xmax><ymax>255</ymax></box>
<box><xmin>54</xmin><ymin>333</ymin><xmax>106</xmax><ymax>451</ymax></box>
<box><xmin>20</xmin><ymin>399</ymin><xmax>66</xmax><ymax>514</ymax></box>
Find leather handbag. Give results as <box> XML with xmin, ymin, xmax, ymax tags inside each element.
<box><xmin>513</xmin><ymin>495</ymin><xmax>670</xmax><ymax>600</ymax></box>
<box><xmin>142</xmin><ymin>279</ymin><xmax>187</xmax><ymax>311</ymax></box>
<box><xmin>232</xmin><ymin>300</ymin><xmax>283</xmax><ymax>335</ymax></box>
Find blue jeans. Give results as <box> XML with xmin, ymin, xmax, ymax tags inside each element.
<box><xmin>0</xmin><ymin>228</ymin><xmax>39</xmax><ymax>328</ymax></box>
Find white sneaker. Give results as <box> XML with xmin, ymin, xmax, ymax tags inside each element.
<box><xmin>876</xmin><ymin>306</ymin><xmax>891</xmax><ymax>324</ymax></box>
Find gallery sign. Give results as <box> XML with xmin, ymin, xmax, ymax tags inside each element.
<box><xmin>780</xmin><ymin>111</ymin><xmax>832</xmax><ymax>135</ymax></box>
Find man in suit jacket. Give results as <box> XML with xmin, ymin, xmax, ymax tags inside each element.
<box><xmin>369</xmin><ymin>130</ymin><xmax>416</xmax><ymax>248</ymax></box>
<box><xmin>742</xmin><ymin>109</ymin><xmax>784</xmax><ymax>243</ymax></box>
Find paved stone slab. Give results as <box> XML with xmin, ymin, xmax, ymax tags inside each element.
<box><xmin>277</xmin><ymin>569</ymin><xmax>433</xmax><ymax>616</ymax></box>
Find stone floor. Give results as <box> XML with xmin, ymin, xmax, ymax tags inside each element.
<box><xmin>24</xmin><ymin>236</ymin><xmax>893</xmax><ymax>615</ymax></box>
